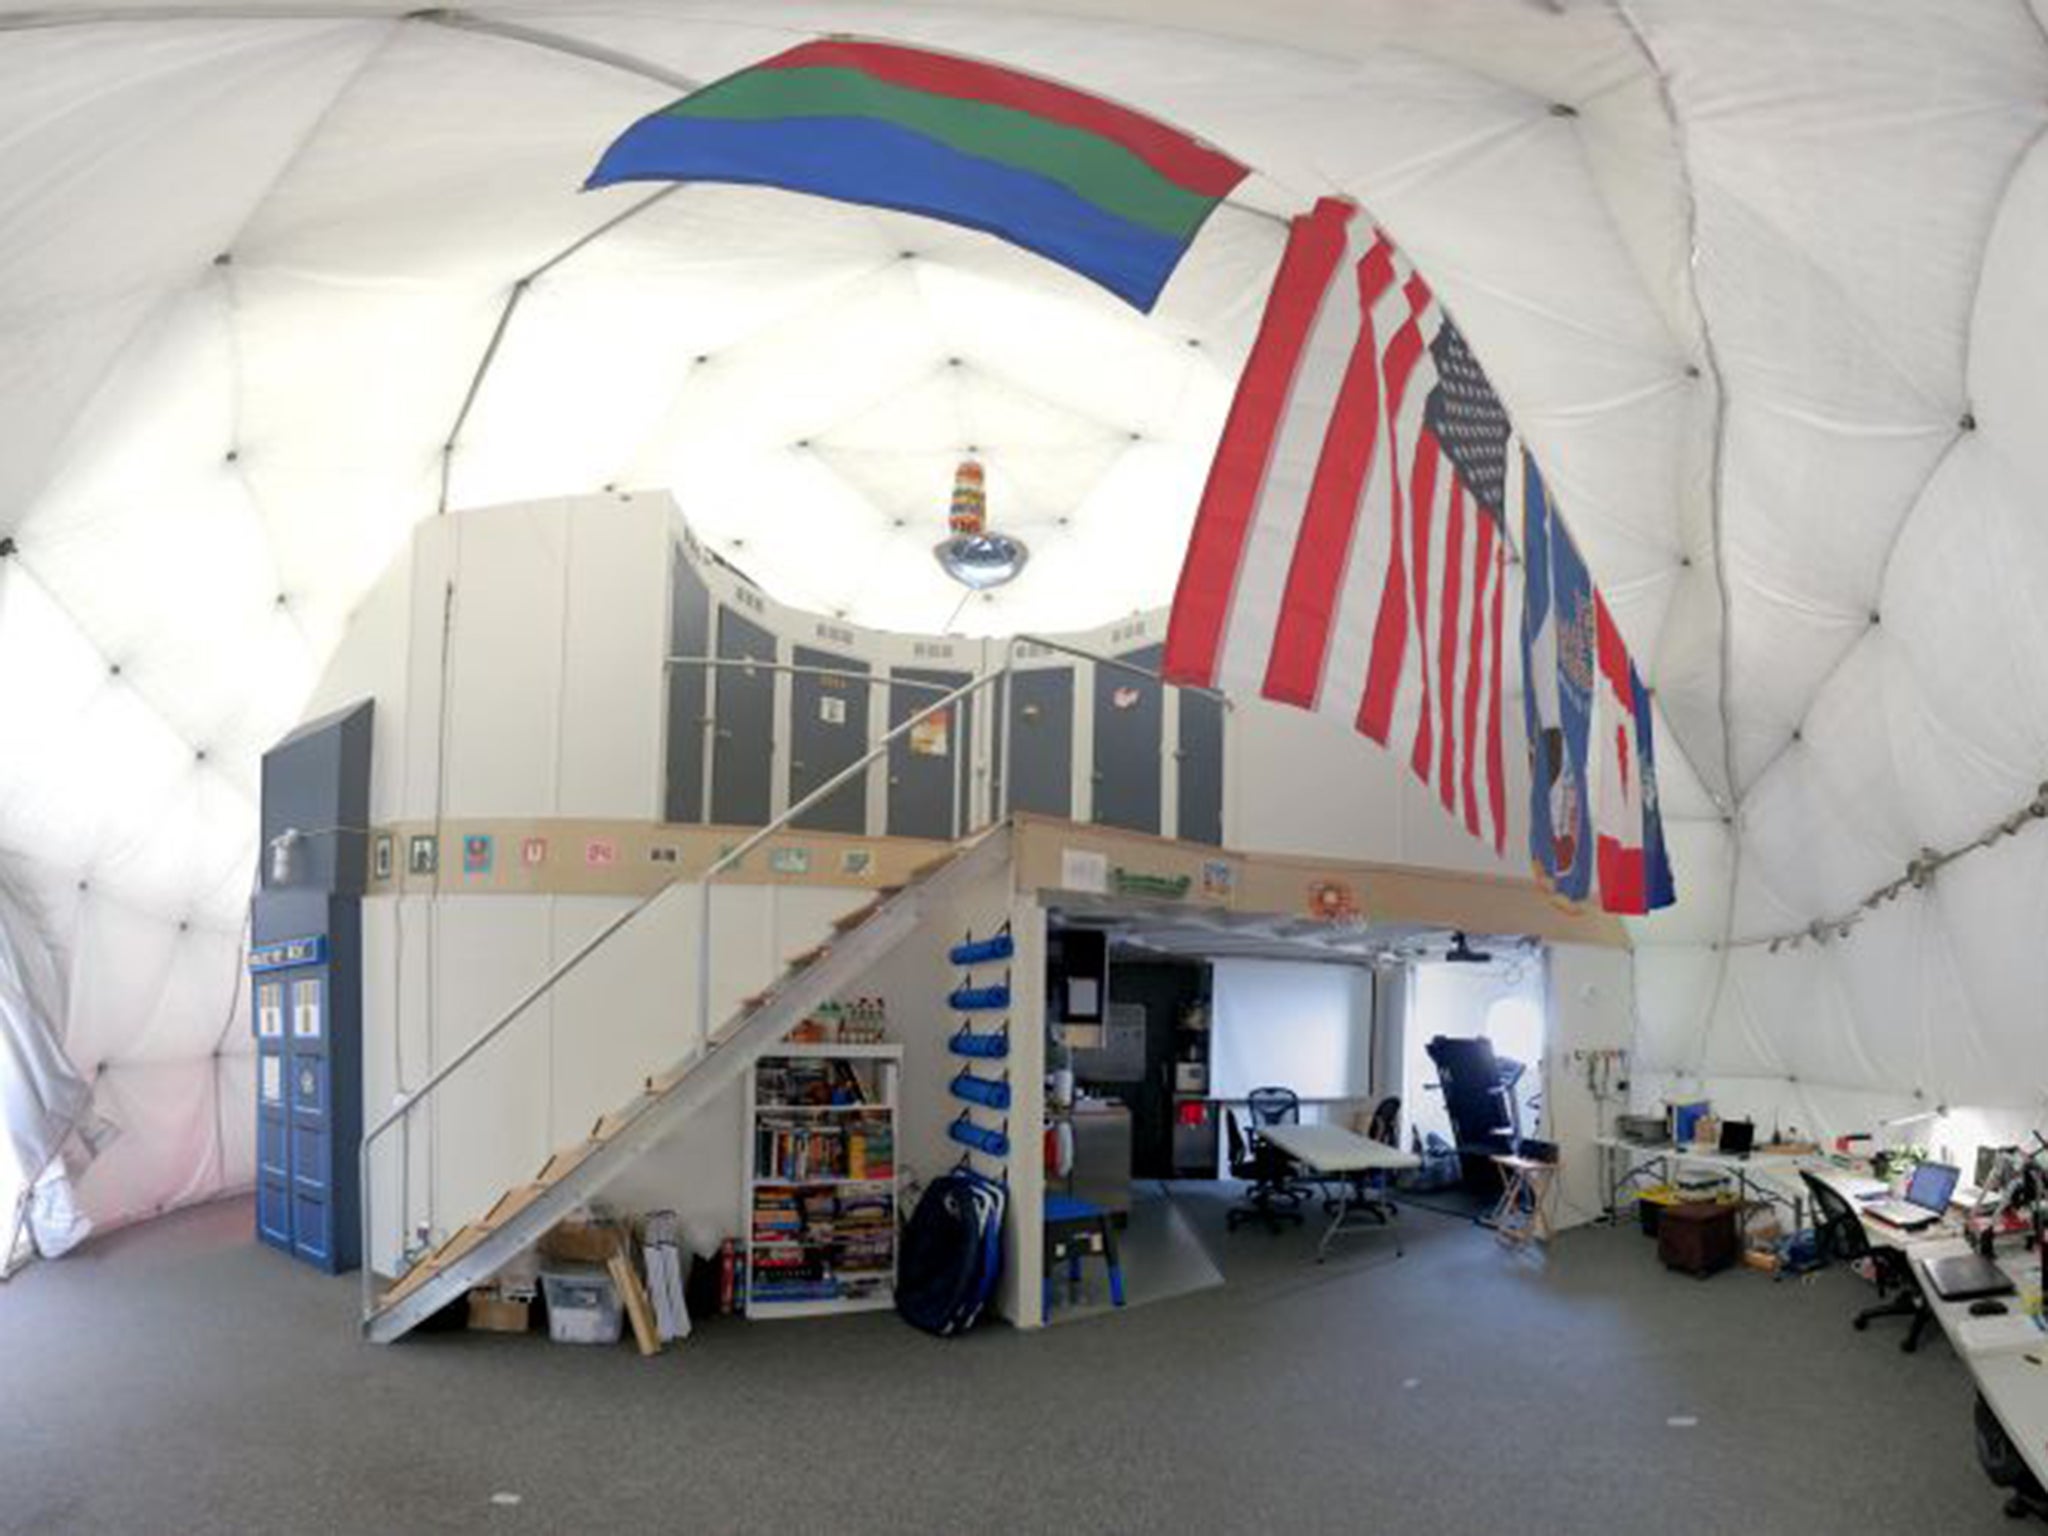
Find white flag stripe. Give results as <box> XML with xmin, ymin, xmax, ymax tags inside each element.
<box><xmin>1212</xmin><ymin>214</ymin><xmax>1369</xmax><ymax>700</ymax></box>
<box><xmin>1314</xmin><ymin>243</ymin><xmax>1429</xmax><ymax>724</ymax></box>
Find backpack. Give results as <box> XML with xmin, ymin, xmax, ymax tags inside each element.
<box><xmin>897</xmin><ymin>1170</ymin><xmax>1007</xmax><ymax>1336</ymax></box>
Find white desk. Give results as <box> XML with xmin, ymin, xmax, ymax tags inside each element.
<box><xmin>1593</xmin><ymin>1135</ymin><xmax>1807</xmax><ymax>1221</ymax></box>
<box><xmin>1903</xmin><ymin>1236</ymin><xmax>2048</xmax><ymax>1495</ymax></box>
<box><xmin>1256</xmin><ymin>1123</ymin><xmax>1419</xmax><ymax>1263</ymax></box>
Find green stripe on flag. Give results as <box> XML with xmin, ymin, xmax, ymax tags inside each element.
<box><xmin>664</xmin><ymin>65</ymin><xmax>1217</xmax><ymax>242</ymax></box>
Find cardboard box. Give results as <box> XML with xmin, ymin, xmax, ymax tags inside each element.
<box><xmin>467</xmin><ymin>1290</ymin><xmax>531</xmax><ymax>1333</ymax></box>
<box><xmin>541</xmin><ymin>1219</ymin><xmax>623</xmax><ymax>1265</ymax></box>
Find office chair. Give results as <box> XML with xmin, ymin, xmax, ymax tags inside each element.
<box><xmin>1324</xmin><ymin>1095</ymin><xmax>1404</xmax><ymax>1223</ymax></box>
<box><xmin>1799</xmin><ymin>1171</ymin><xmax>1935</xmax><ymax>1353</ymax></box>
<box><xmin>1225</xmin><ymin>1108</ymin><xmax>1305</xmax><ymax>1234</ymax></box>
<box><xmin>1246</xmin><ymin>1086</ymin><xmax>1302</xmax><ymax>1126</ymax></box>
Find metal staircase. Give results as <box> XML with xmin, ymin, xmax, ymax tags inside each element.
<box><xmin>362</xmin><ymin>827</ymin><xmax>1006</xmax><ymax>1343</ymax></box>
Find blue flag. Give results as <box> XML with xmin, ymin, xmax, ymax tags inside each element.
<box><xmin>1520</xmin><ymin>455</ymin><xmax>1594</xmax><ymax>902</ymax></box>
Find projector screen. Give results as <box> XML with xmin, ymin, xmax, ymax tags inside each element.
<box><xmin>1209</xmin><ymin>959</ymin><xmax>1373</xmax><ymax>1103</ymax></box>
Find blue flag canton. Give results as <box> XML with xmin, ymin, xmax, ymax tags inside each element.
<box><xmin>1423</xmin><ymin>319</ymin><xmax>1511</xmax><ymax>522</ymax></box>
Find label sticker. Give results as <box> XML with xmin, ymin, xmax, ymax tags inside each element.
<box><xmin>407</xmin><ymin>835</ymin><xmax>438</xmax><ymax>876</ymax></box>
<box><xmin>373</xmin><ymin>835</ymin><xmax>394</xmax><ymax>881</ymax></box>
<box><xmin>585</xmin><ymin>838</ymin><xmax>618</xmax><ymax>868</ymax></box>
<box><xmin>521</xmin><ymin>838</ymin><xmax>548</xmax><ymax>868</ymax></box>
<box><xmin>462</xmin><ymin>834</ymin><xmax>493</xmax><ymax>876</ymax></box>
<box><xmin>820</xmin><ymin>695</ymin><xmax>847</xmax><ymax>726</ymax></box>
<box><xmin>769</xmin><ymin>847</ymin><xmax>811</xmax><ymax>875</ymax></box>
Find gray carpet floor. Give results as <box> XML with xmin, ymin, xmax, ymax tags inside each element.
<box><xmin>0</xmin><ymin>1187</ymin><xmax>2022</xmax><ymax>1536</ymax></box>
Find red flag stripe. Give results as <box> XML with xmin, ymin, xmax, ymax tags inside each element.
<box><xmin>1461</xmin><ymin>513</ymin><xmax>1495</xmax><ymax>837</ymax></box>
<box><xmin>1261</xmin><ymin>240</ymin><xmax>1400</xmax><ymax>708</ymax></box>
<box><xmin>1356</xmin><ymin>269</ymin><xmax>1436</xmax><ymax>743</ymax></box>
<box><xmin>1406</xmin><ymin>429</ymin><xmax>1440</xmax><ymax>781</ymax></box>
<box><xmin>768</xmin><ymin>41</ymin><xmax>1249</xmax><ymax>196</ymax></box>
<box><xmin>1162</xmin><ymin>197</ymin><xmax>1353</xmax><ymax>686</ymax></box>
<box><xmin>1487</xmin><ymin>536</ymin><xmax>1506</xmax><ymax>853</ymax></box>
<box><xmin>1435</xmin><ymin>479</ymin><xmax>1466</xmax><ymax>810</ymax></box>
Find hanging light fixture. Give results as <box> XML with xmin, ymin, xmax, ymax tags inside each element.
<box><xmin>933</xmin><ymin>457</ymin><xmax>1028</xmax><ymax>590</ymax></box>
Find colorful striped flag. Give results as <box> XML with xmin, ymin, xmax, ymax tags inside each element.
<box><xmin>586</xmin><ymin>39</ymin><xmax>1249</xmax><ymax>312</ymax></box>
<box><xmin>1162</xmin><ymin>197</ymin><xmax>1512</xmax><ymax>852</ymax></box>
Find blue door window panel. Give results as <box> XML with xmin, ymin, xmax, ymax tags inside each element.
<box><xmin>258</xmin><ymin>1115</ymin><xmax>289</xmax><ymax>1179</ymax></box>
<box><xmin>257</xmin><ymin>1180</ymin><xmax>294</xmax><ymax>1249</ymax></box>
<box><xmin>292</xmin><ymin>1188</ymin><xmax>332</xmax><ymax>1266</ymax></box>
<box><xmin>292</xmin><ymin>1124</ymin><xmax>330</xmax><ymax>1197</ymax></box>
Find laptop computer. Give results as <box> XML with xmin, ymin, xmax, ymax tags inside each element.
<box><xmin>1927</xmin><ymin>1251</ymin><xmax>2018</xmax><ymax>1302</ymax></box>
<box><xmin>1717</xmin><ymin>1119</ymin><xmax>1755</xmax><ymax>1158</ymax></box>
<box><xmin>1862</xmin><ymin>1160</ymin><xmax>1961</xmax><ymax>1230</ymax></box>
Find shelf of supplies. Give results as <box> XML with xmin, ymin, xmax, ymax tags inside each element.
<box><xmin>746</xmin><ymin>1294</ymin><xmax>896</xmax><ymax>1319</ymax></box>
<box><xmin>762</xmin><ymin>1043</ymin><xmax>901</xmax><ymax>1059</ymax></box>
<box><xmin>751</xmin><ymin>1176</ymin><xmax>896</xmax><ymax>1189</ymax></box>
<box><xmin>755</xmin><ymin>1102</ymin><xmax>894</xmax><ymax>1113</ymax></box>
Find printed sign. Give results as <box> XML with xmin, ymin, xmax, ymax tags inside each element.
<box><xmin>260</xmin><ymin>1056</ymin><xmax>283</xmax><ymax>1105</ymax></box>
<box><xmin>585</xmin><ymin>838</ymin><xmax>618</xmax><ymax>868</ymax></box>
<box><xmin>249</xmin><ymin>936</ymin><xmax>328</xmax><ymax>972</ymax></box>
<box><xmin>1111</xmin><ymin>685</ymin><xmax>1142</xmax><ymax>711</ymax></box>
<box><xmin>1112</xmin><ymin>867</ymin><xmax>1190</xmax><ymax>900</ymax></box>
<box><xmin>1199</xmin><ymin>859</ymin><xmax>1235</xmax><ymax>902</ymax></box>
<box><xmin>1060</xmin><ymin>848</ymin><xmax>1109</xmax><ymax>895</ymax></box>
<box><xmin>820</xmin><ymin>694</ymin><xmax>847</xmax><ymax>726</ymax></box>
<box><xmin>649</xmin><ymin>845</ymin><xmax>679</xmax><ymax>865</ymax></box>
<box><xmin>373</xmin><ymin>835</ymin><xmax>394</xmax><ymax>882</ymax></box>
<box><xmin>462</xmin><ymin>834</ymin><xmax>494</xmax><ymax>876</ymax></box>
<box><xmin>521</xmin><ymin>837</ymin><xmax>548</xmax><ymax>868</ymax></box>
<box><xmin>407</xmin><ymin>835</ymin><xmax>438</xmax><ymax>876</ymax></box>
<box><xmin>909</xmin><ymin>708</ymin><xmax>951</xmax><ymax>758</ymax></box>
<box><xmin>769</xmin><ymin>846</ymin><xmax>812</xmax><ymax>875</ymax></box>
<box><xmin>841</xmin><ymin>848</ymin><xmax>874</xmax><ymax>876</ymax></box>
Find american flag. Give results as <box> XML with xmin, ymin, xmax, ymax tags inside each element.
<box><xmin>1164</xmin><ymin>196</ymin><xmax>1515</xmax><ymax>852</ymax></box>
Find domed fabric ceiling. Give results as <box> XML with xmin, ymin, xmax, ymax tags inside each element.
<box><xmin>2</xmin><ymin>0</ymin><xmax>2045</xmax><ymax>1232</ymax></box>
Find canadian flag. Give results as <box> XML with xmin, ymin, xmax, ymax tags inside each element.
<box><xmin>1591</xmin><ymin>595</ymin><xmax>1674</xmax><ymax>915</ymax></box>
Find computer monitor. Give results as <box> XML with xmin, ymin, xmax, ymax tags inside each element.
<box><xmin>1718</xmin><ymin>1119</ymin><xmax>1755</xmax><ymax>1157</ymax></box>
<box><xmin>1906</xmin><ymin>1160</ymin><xmax>1961</xmax><ymax>1215</ymax></box>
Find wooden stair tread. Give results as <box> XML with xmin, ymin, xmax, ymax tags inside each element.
<box><xmin>536</xmin><ymin>1139</ymin><xmax>601</xmax><ymax>1186</ymax></box>
<box><xmin>783</xmin><ymin>943</ymin><xmax>830</xmax><ymax>969</ymax></box>
<box><xmin>483</xmin><ymin>1183</ymin><xmax>548</xmax><ymax>1229</ymax></box>
<box><xmin>380</xmin><ymin>1257</ymin><xmax>443</xmax><ymax>1308</ymax></box>
<box><xmin>591</xmin><ymin>1096</ymin><xmax>654</xmax><ymax>1143</ymax></box>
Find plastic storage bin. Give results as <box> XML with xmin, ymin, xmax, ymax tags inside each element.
<box><xmin>541</xmin><ymin>1265</ymin><xmax>623</xmax><ymax>1345</ymax></box>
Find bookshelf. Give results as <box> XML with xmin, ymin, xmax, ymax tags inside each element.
<box><xmin>743</xmin><ymin>1044</ymin><xmax>902</xmax><ymax>1319</ymax></box>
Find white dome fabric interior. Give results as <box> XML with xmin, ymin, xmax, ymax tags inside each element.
<box><xmin>2</xmin><ymin>0</ymin><xmax>2046</xmax><ymax>1231</ymax></box>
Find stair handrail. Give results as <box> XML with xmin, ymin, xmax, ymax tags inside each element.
<box><xmin>691</xmin><ymin>657</ymin><xmax>1014</xmax><ymax>1056</ymax></box>
<box><xmin>358</xmin><ymin>648</ymin><xmax>1015</xmax><ymax>1321</ymax></box>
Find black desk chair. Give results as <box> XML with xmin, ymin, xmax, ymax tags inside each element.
<box><xmin>1226</xmin><ymin>1108</ymin><xmax>1304</xmax><ymax>1234</ymax></box>
<box><xmin>1800</xmin><ymin>1171</ymin><xmax>1934</xmax><ymax>1352</ymax></box>
<box><xmin>1246</xmin><ymin>1086</ymin><xmax>1302</xmax><ymax>1126</ymax></box>
<box><xmin>1246</xmin><ymin>1086</ymin><xmax>1313</xmax><ymax>1199</ymax></box>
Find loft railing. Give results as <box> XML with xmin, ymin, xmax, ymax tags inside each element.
<box><xmin>356</xmin><ymin>635</ymin><xmax>1224</xmax><ymax>1320</ymax></box>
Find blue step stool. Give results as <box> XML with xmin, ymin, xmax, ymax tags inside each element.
<box><xmin>1043</xmin><ymin>1194</ymin><xmax>1125</xmax><ymax>1316</ymax></box>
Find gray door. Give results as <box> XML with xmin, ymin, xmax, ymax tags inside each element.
<box><xmin>1177</xmin><ymin>687</ymin><xmax>1225</xmax><ymax>845</ymax></box>
<box><xmin>1092</xmin><ymin>645</ymin><xmax>1163</xmax><ymax>834</ymax></box>
<box><xmin>710</xmin><ymin>606</ymin><xmax>776</xmax><ymax>827</ymax></box>
<box><xmin>663</xmin><ymin>548</ymin><xmax>712</xmax><ymax>823</ymax></box>
<box><xmin>887</xmin><ymin>667</ymin><xmax>969</xmax><ymax>840</ymax></box>
<box><xmin>789</xmin><ymin>645</ymin><xmax>870</xmax><ymax>833</ymax></box>
<box><xmin>1005</xmin><ymin>666</ymin><xmax>1074</xmax><ymax>820</ymax></box>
